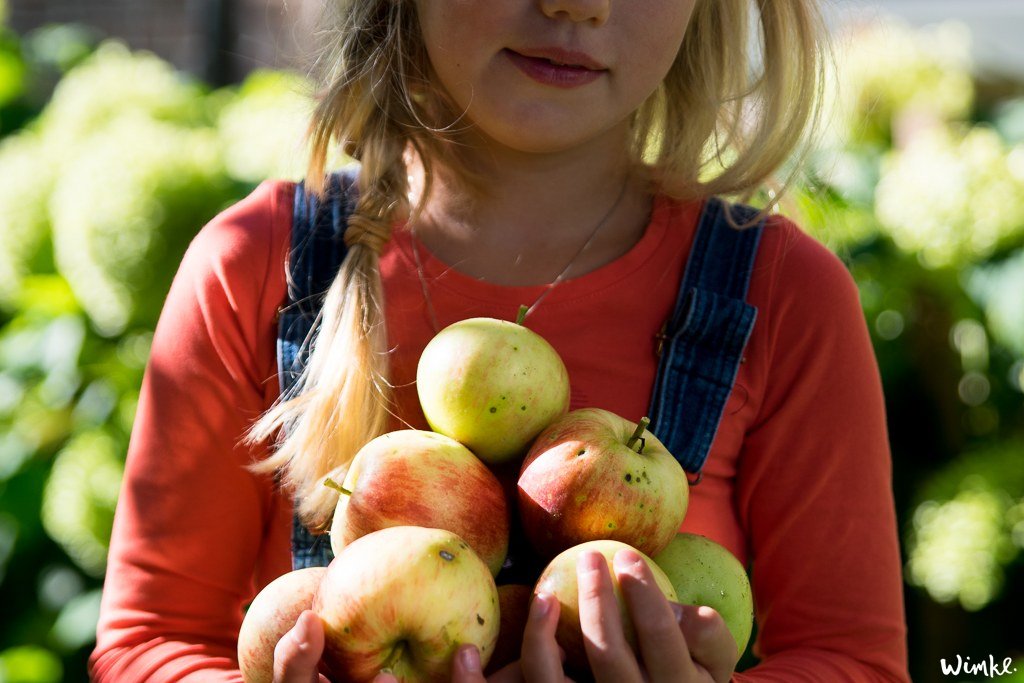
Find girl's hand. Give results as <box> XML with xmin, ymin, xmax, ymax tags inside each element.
<box><xmin>273</xmin><ymin>610</ymin><xmax>331</xmax><ymax>683</ymax></box>
<box><xmin>424</xmin><ymin>593</ymin><xmax>573</xmax><ymax>683</ymax></box>
<box><xmin>577</xmin><ymin>549</ymin><xmax>738</xmax><ymax>683</ymax></box>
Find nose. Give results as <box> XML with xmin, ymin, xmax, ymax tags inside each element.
<box><xmin>538</xmin><ymin>0</ymin><xmax>611</xmax><ymax>26</ymax></box>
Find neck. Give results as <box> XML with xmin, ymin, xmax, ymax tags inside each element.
<box><xmin>408</xmin><ymin>126</ymin><xmax>654</xmax><ymax>285</ymax></box>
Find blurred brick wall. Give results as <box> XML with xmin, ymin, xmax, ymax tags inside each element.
<box><xmin>7</xmin><ymin>0</ymin><xmax>317</xmax><ymax>84</ymax></box>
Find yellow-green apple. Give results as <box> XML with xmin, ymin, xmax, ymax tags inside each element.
<box><xmin>325</xmin><ymin>429</ymin><xmax>509</xmax><ymax>575</ymax></box>
<box><xmin>416</xmin><ymin>313</ymin><xmax>570</xmax><ymax>464</ymax></box>
<box><xmin>653</xmin><ymin>533</ymin><xmax>754</xmax><ymax>655</ymax></box>
<box><xmin>237</xmin><ymin>567</ymin><xmax>326</xmax><ymax>683</ymax></box>
<box><xmin>517</xmin><ymin>409</ymin><xmax>688</xmax><ymax>559</ymax></box>
<box><xmin>484</xmin><ymin>584</ymin><xmax>533</xmax><ymax>675</ymax></box>
<box><xmin>315</xmin><ymin>526</ymin><xmax>500</xmax><ymax>683</ymax></box>
<box><xmin>534</xmin><ymin>540</ymin><xmax>677</xmax><ymax>674</ymax></box>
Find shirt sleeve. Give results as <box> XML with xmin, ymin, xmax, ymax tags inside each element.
<box><xmin>731</xmin><ymin>223</ymin><xmax>910</xmax><ymax>682</ymax></box>
<box><xmin>89</xmin><ymin>180</ymin><xmax>292</xmax><ymax>682</ymax></box>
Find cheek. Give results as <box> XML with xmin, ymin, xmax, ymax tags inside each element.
<box><xmin>623</xmin><ymin>3</ymin><xmax>696</xmax><ymax>85</ymax></box>
<box><xmin>416</xmin><ymin>2</ymin><xmax>507</xmax><ymax>85</ymax></box>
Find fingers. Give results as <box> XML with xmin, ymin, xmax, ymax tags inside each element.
<box><xmin>576</xmin><ymin>551</ymin><xmax>644</xmax><ymax>683</ymax></box>
<box><xmin>675</xmin><ymin>604</ymin><xmax>741</xmax><ymax>683</ymax></box>
<box><xmin>612</xmin><ymin>550</ymin><xmax>695</xmax><ymax>682</ymax></box>
<box><xmin>273</xmin><ymin>610</ymin><xmax>326</xmax><ymax>683</ymax></box>
<box><xmin>448</xmin><ymin>644</ymin><xmax>489</xmax><ymax>682</ymax></box>
<box><xmin>520</xmin><ymin>592</ymin><xmax>566</xmax><ymax>682</ymax></box>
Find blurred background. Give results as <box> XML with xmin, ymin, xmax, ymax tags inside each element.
<box><xmin>0</xmin><ymin>0</ymin><xmax>1022</xmax><ymax>681</ymax></box>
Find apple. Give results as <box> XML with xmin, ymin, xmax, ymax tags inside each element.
<box><xmin>416</xmin><ymin>312</ymin><xmax>570</xmax><ymax>465</ymax></box>
<box><xmin>652</xmin><ymin>533</ymin><xmax>754</xmax><ymax>656</ymax></box>
<box><xmin>517</xmin><ymin>408</ymin><xmax>688</xmax><ymax>559</ymax></box>
<box><xmin>325</xmin><ymin>429</ymin><xmax>509</xmax><ymax>575</ymax></box>
<box><xmin>315</xmin><ymin>526</ymin><xmax>500</xmax><ymax>683</ymax></box>
<box><xmin>484</xmin><ymin>584</ymin><xmax>533</xmax><ymax>675</ymax></box>
<box><xmin>534</xmin><ymin>540</ymin><xmax>677</xmax><ymax>675</ymax></box>
<box><xmin>237</xmin><ymin>566</ymin><xmax>326</xmax><ymax>683</ymax></box>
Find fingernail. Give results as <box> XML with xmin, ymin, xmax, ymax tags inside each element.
<box><xmin>532</xmin><ymin>592</ymin><xmax>551</xmax><ymax>617</ymax></box>
<box><xmin>577</xmin><ymin>550</ymin><xmax>604</xmax><ymax>574</ymax></box>
<box><xmin>459</xmin><ymin>645</ymin><xmax>481</xmax><ymax>673</ymax></box>
<box><xmin>671</xmin><ymin>602</ymin><xmax>685</xmax><ymax>624</ymax></box>
<box><xmin>613</xmin><ymin>548</ymin><xmax>644</xmax><ymax>571</ymax></box>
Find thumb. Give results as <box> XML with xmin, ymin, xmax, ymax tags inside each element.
<box><xmin>273</xmin><ymin>610</ymin><xmax>326</xmax><ymax>683</ymax></box>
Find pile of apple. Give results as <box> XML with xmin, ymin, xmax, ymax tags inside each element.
<box><xmin>238</xmin><ymin>309</ymin><xmax>753</xmax><ymax>683</ymax></box>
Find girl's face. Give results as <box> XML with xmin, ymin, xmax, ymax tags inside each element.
<box><xmin>414</xmin><ymin>0</ymin><xmax>697</xmax><ymax>156</ymax></box>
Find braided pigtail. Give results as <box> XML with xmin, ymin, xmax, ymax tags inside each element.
<box><xmin>246</xmin><ymin>0</ymin><xmax>427</xmax><ymax>529</ymax></box>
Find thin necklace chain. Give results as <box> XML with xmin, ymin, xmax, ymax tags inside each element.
<box><xmin>409</xmin><ymin>177</ymin><xmax>631</xmax><ymax>333</ymax></box>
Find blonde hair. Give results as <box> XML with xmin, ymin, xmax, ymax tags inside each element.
<box><xmin>247</xmin><ymin>0</ymin><xmax>829</xmax><ymax>529</ymax></box>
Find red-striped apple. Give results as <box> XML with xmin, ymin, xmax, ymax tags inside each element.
<box><xmin>326</xmin><ymin>429</ymin><xmax>509</xmax><ymax>575</ymax></box>
<box><xmin>517</xmin><ymin>408</ymin><xmax>688</xmax><ymax>559</ymax></box>
<box><xmin>237</xmin><ymin>566</ymin><xmax>326</xmax><ymax>683</ymax></box>
<box><xmin>315</xmin><ymin>526</ymin><xmax>500</xmax><ymax>682</ymax></box>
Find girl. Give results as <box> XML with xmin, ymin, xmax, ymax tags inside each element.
<box><xmin>90</xmin><ymin>0</ymin><xmax>910</xmax><ymax>681</ymax></box>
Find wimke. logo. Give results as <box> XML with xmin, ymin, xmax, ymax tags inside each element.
<box><xmin>940</xmin><ymin>655</ymin><xmax>1017</xmax><ymax>679</ymax></box>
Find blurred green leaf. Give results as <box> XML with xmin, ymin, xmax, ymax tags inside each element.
<box><xmin>905</xmin><ymin>443</ymin><xmax>1024</xmax><ymax>611</ymax></box>
<box><xmin>21</xmin><ymin>24</ymin><xmax>100</xmax><ymax>75</ymax></box>
<box><xmin>48</xmin><ymin>113</ymin><xmax>229</xmax><ymax>335</ymax></box>
<box><xmin>0</xmin><ymin>646</ymin><xmax>62</xmax><ymax>683</ymax></box>
<box><xmin>875</xmin><ymin>125</ymin><xmax>1024</xmax><ymax>268</ymax></box>
<box><xmin>49</xmin><ymin>588</ymin><xmax>101</xmax><ymax>651</ymax></box>
<box><xmin>216</xmin><ymin>68</ymin><xmax>315</xmax><ymax>182</ymax></box>
<box><xmin>966</xmin><ymin>249</ymin><xmax>1024</xmax><ymax>357</ymax></box>
<box><xmin>40</xmin><ymin>431</ymin><xmax>123</xmax><ymax>577</ymax></box>
<box><xmin>0</xmin><ymin>29</ymin><xmax>25</xmax><ymax>109</ymax></box>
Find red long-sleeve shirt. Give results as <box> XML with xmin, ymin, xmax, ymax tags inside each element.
<box><xmin>90</xmin><ymin>179</ymin><xmax>909</xmax><ymax>681</ymax></box>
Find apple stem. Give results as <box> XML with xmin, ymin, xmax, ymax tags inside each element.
<box><xmin>383</xmin><ymin>641</ymin><xmax>407</xmax><ymax>671</ymax></box>
<box><xmin>516</xmin><ymin>304</ymin><xmax>529</xmax><ymax>325</ymax></box>
<box><xmin>627</xmin><ymin>417</ymin><xmax>651</xmax><ymax>453</ymax></box>
<box><xmin>323</xmin><ymin>477</ymin><xmax>353</xmax><ymax>497</ymax></box>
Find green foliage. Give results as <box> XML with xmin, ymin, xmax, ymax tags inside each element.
<box><xmin>216</xmin><ymin>68</ymin><xmax>315</xmax><ymax>182</ymax></box>
<box><xmin>0</xmin><ymin>131</ymin><xmax>53</xmax><ymax>304</ymax></box>
<box><xmin>905</xmin><ymin>444</ymin><xmax>1024</xmax><ymax>611</ymax></box>
<box><xmin>41</xmin><ymin>431</ymin><xmax>123</xmax><ymax>577</ymax></box>
<box><xmin>49</xmin><ymin>114</ymin><xmax>228</xmax><ymax>334</ymax></box>
<box><xmin>874</xmin><ymin>126</ymin><xmax>1024</xmax><ymax>267</ymax></box>
<box><xmin>0</xmin><ymin>646</ymin><xmax>63</xmax><ymax>683</ymax></box>
<box><xmin>34</xmin><ymin>41</ymin><xmax>209</xmax><ymax>152</ymax></box>
<box><xmin>0</xmin><ymin>33</ymin><xmax>279</xmax><ymax>682</ymax></box>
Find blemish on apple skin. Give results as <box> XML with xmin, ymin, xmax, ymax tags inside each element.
<box><xmin>606</xmin><ymin>521</ymin><xmax>617</xmax><ymax>530</ymax></box>
<box><xmin>476</xmin><ymin>614</ymin><xmax>485</xmax><ymax>625</ymax></box>
<box><xmin>521</xmin><ymin>405</ymin><xmax>527</xmax><ymax>411</ymax></box>
<box><xmin>439</xmin><ymin>550</ymin><xmax>455</xmax><ymax>561</ymax></box>
<box><xmin>489</xmin><ymin>407</ymin><xmax>497</xmax><ymax>413</ymax></box>
<box><xmin>576</xmin><ymin>449</ymin><xmax>586</xmax><ymax>457</ymax></box>
<box><xmin>624</xmin><ymin>473</ymin><xmax>632</xmax><ymax>483</ymax></box>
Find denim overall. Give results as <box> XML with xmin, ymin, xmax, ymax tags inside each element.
<box><xmin>277</xmin><ymin>169</ymin><xmax>763</xmax><ymax>571</ymax></box>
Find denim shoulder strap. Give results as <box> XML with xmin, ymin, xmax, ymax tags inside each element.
<box><xmin>647</xmin><ymin>197</ymin><xmax>764</xmax><ymax>478</ymax></box>
<box><xmin>277</xmin><ymin>167</ymin><xmax>358</xmax><ymax>569</ymax></box>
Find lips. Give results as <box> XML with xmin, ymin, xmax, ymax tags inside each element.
<box><xmin>511</xmin><ymin>47</ymin><xmax>607</xmax><ymax>71</ymax></box>
<box><xmin>504</xmin><ymin>48</ymin><xmax>607</xmax><ymax>88</ymax></box>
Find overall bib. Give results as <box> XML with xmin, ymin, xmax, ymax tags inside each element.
<box><xmin>277</xmin><ymin>169</ymin><xmax>763</xmax><ymax>571</ymax></box>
